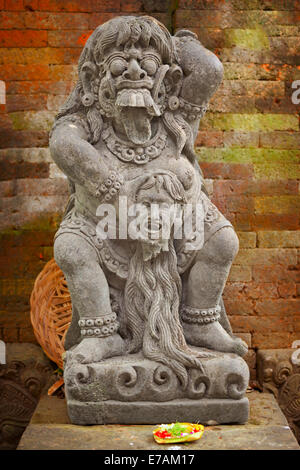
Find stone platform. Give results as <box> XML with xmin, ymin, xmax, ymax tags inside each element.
<box><xmin>17</xmin><ymin>392</ymin><xmax>300</xmax><ymax>450</ymax></box>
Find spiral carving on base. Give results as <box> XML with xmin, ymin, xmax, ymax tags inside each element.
<box><xmin>226</xmin><ymin>373</ymin><xmax>248</xmax><ymax>400</ymax></box>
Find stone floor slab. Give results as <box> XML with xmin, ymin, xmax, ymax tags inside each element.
<box><xmin>17</xmin><ymin>392</ymin><xmax>300</xmax><ymax>450</ymax></box>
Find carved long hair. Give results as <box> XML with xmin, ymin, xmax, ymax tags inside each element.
<box><xmin>124</xmin><ymin>172</ymin><xmax>211</xmax><ymax>389</ymax></box>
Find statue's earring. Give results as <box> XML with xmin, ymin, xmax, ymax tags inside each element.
<box><xmin>80</xmin><ymin>61</ymin><xmax>97</xmax><ymax>107</ymax></box>
<box><xmin>168</xmin><ymin>96</ymin><xmax>179</xmax><ymax>111</ymax></box>
<box><xmin>81</xmin><ymin>92</ymin><xmax>95</xmax><ymax>107</ymax></box>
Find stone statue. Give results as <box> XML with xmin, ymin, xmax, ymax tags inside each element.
<box><xmin>50</xmin><ymin>15</ymin><xmax>249</xmax><ymax>425</ymax></box>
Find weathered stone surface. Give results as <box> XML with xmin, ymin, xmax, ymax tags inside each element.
<box><xmin>257</xmin><ymin>348</ymin><xmax>300</xmax><ymax>443</ymax></box>
<box><xmin>17</xmin><ymin>392</ymin><xmax>299</xmax><ymax>450</ymax></box>
<box><xmin>45</xmin><ymin>15</ymin><xmax>250</xmax><ymax>426</ymax></box>
<box><xmin>64</xmin><ymin>349</ymin><xmax>249</xmax><ymax>425</ymax></box>
<box><xmin>0</xmin><ymin>343</ymin><xmax>55</xmax><ymax>450</ymax></box>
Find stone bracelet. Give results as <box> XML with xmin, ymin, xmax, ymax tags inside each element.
<box><xmin>78</xmin><ymin>312</ymin><xmax>119</xmax><ymax>337</ymax></box>
<box><xmin>96</xmin><ymin>171</ymin><xmax>124</xmax><ymax>201</ymax></box>
<box><xmin>179</xmin><ymin>97</ymin><xmax>208</xmax><ymax>121</ymax></box>
<box><xmin>181</xmin><ymin>304</ymin><xmax>221</xmax><ymax>325</ymax></box>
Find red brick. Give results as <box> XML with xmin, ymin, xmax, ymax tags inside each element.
<box><xmin>120</xmin><ymin>0</ymin><xmax>142</xmax><ymax>12</ymax></box>
<box><xmin>224</xmin><ymin>299</ymin><xmax>254</xmax><ymax>316</ymax></box>
<box><xmin>48</xmin><ymin>30</ymin><xmax>93</xmax><ymax>48</ymax></box>
<box><xmin>252</xmin><ymin>332</ymin><xmax>293</xmax><ymax>349</ymax></box>
<box><xmin>0</xmin><ymin>64</ymin><xmax>49</xmax><ymax>80</ymax></box>
<box><xmin>260</xmin><ymin>131</ymin><xmax>300</xmax><ymax>149</ymax></box>
<box><xmin>175</xmin><ymin>8</ymin><xmax>229</xmax><ymax>28</ymax></box>
<box><xmin>278</xmin><ymin>282</ymin><xmax>297</xmax><ymax>298</ymax></box>
<box><xmin>0</xmin><ymin>161</ymin><xmax>49</xmax><ymax>180</ymax></box>
<box><xmin>223</xmin><ymin>131</ymin><xmax>259</xmax><ymax>148</ymax></box>
<box><xmin>0</xmin><ymin>114</ymin><xmax>12</xmax><ymax>129</ymax></box>
<box><xmin>244</xmin><ymin>282</ymin><xmax>279</xmax><ymax>300</ymax></box>
<box><xmin>142</xmin><ymin>0</ymin><xmax>168</xmax><ymax>11</ymax></box>
<box><xmin>49</xmin><ymin>65</ymin><xmax>77</xmax><ymax>81</ymax></box>
<box><xmin>0</xmin><ymin>11</ymin><xmax>25</xmax><ymax>28</ymax></box>
<box><xmin>251</xmin><ymin>214</ymin><xmax>300</xmax><ymax>231</ymax></box>
<box><xmin>1</xmin><ymin>328</ymin><xmax>19</xmax><ymax>342</ymax></box>
<box><xmin>38</xmin><ymin>0</ymin><xmax>92</xmax><ymax>12</ymax></box>
<box><xmin>210</xmin><ymin>95</ymin><xmax>256</xmax><ymax>113</ymax></box>
<box><xmin>19</xmin><ymin>326</ymin><xmax>38</xmax><ymax>343</ymax></box>
<box><xmin>235</xmin><ymin>248</ymin><xmax>297</xmax><ymax>267</ymax></box>
<box><xmin>24</xmin><ymin>11</ymin><xmax>90</xmax><ymax>29</ymax></box>
<box><xmin>223</xmin><ymin>282</ymin><xmax>246</xmax><ymax>300</ymax></box>
<box><xmin>255</xmin><ymin>96</ymin><xmax>300</xmax><ymax>114</ymax></box>
<box><xmin>6</xmin><ymin>80</ymin><xmax>73</xmax><ymax>95</ymax></box>
<box><xmin>0</xmin><ymin>47</ymin><xmax>81</xmax><ymax>65</ymax></box>
<box><xmin>88</xmin><ymin>12</ymin><xmax>118</xmax><ymax>29</ymax></box>
<box><xmin>255</xmin><ymin>299</ymin><xmax>300</xmax><ymax>316</ymax></box>
<box><xmin>195</xmin><ymin>131</ymin><xmax>223</xmax><ymax>147</ymax></box>
<box><xmin>228</xmin><ymin>265</ymin><xmax>252</xmax><ymax>282</ymax></box>
<box><xmin>24</xmin><ymin>0</ymin><xmax>39</xmax><ymax>9</ymax></box>
<box><xmin>4</xmin><ymin>0</ymin><xmax>23</xmax><ymax>10</ymax></box>
<box><xmin>6</xmin><ymin>94</ymin><xmax>47</xmax><ymax>112</ymax></box>
<box><xmin>229</xmin><ymin>314</ymin><xmax>293</xmax><ymax>334</ymax></box>
<box><xmin>225</xmin><ymin>195</ymin><xmax>255</xmax><ymax>214</ymax></box>
<box><xmin>0</xmin><ymin>129</ymin><xmax>49</xmax><ymax>148</ymax></box>
<box><xmin>0</xmin><ymin>180</ymin><xmax>14</xmax><ymax>197</ymax></box>
<box><xmin>0</xmin><ymin>254</ymin><xmax>48</xmax><ymax>277</ymax></box>
<box><xmin>176</xmin><ymin>1</ymin><xmax>228</xmax><ymax>9</ymax></box>
<box><xmin>200</xmin><ymin>162</ymin><xmax>254</xmax><ymax>180</ymax></box>
<box><xmin>15</xmin><ymin>178</ymin><xmax>69</xmax><ymax>196</ymax></box>
<box><xmin>0</xmin><ymin>310</ymin><xmax>31</xmax><ymax>328</ymax></box>
<box><xmin>0</xmin><ymin>230</ymin><xmax>56</xmax><ymax>248</ymax></box>
<box><xmin>181</xmin><ymin>26</ymin><xmax>225</xmax><ymax>50</ymax></box>
<box><xmin>0</xmin><ymin>30</ymin><xmax>47</xmax><ymax>47</ymax></box>
<box><xmin>213</xmin><ymin>180</ymin><xmax>299</xmax><ymax>198</ymax></box>
<box><xmin>253</xmin><ymin>265</ymin><xmax>300</xmax><ymax>284</ymax></box>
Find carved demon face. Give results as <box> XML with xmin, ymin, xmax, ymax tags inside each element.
<box><xmin>98</xmin><ymin>43</ymin><xmax>168</xmax><ymax>145</ymax></box>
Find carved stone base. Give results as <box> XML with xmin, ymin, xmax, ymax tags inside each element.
<box><xmin>67</xmin><ymin>397</ymin><xmax>249</xmax><ymax>425</ymax></box>
<box><xmin>64</xmin><ymin>348</ymin><xmax>249</xmax><ymax>425</ymax></box>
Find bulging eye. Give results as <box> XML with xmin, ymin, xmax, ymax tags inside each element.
<box><xmin>140</xmin><ymin>58</ymin><xmax>158</xmax><ymax>76</ymax></box>
<box><xmin>110</xmin><ymin>58</ymin><xmax>127</xmax><ymax>76</ymax></box>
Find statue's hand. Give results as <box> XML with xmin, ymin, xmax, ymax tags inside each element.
<box><xmin>174</xmin><ymin>31</ymin><xmax>223</xmax><ymax>107</ymax></box>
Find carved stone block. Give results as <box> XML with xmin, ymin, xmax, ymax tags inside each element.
<box><xmin>0</xmin><ymin>343</ymin><xmax>55</xmax><ymax>450</ymax></box>
<box><xmin>257</xmin><ymin>348</ymin><xmax>300</xmax><ymax>443</ymax></box>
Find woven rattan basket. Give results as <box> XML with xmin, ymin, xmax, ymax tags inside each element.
<box><xmin>30</xmin><ymin>258</ymin><xmax>72</xmax><ymax>369</ymax></box>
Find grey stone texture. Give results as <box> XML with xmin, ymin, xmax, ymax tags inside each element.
<box><xmin>17</xmin><ymin>393</ymin><xmax>300</xmax><ymax>450</ymax></box>
<box><xmin>49</xmin><ymin>16</ymin><xmax>249</xmax><ymax>424</ymax></box>
<box><xmin>257</xmin><ymin>348</ymin><xmax>300</xmax><ymax>443</ymax></box>
<box><xmin>0</xmin><ymin>343</ymin><xmax>55</xmax><ymax>449</ymax></box>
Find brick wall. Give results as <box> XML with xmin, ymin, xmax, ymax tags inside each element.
<box><xmin>0</xmin><ymin>1</ymin><xmax>299</xmax><ymax>377</ymax></box>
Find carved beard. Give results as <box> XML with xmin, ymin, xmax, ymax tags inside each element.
<box><xmin>124</xmin><ymin>241</ymin><xmax>208</xmax><ymax>389</ymax></box>
<box><xmin>116</xmin><ymin>88</ymin><xmax>161</xmax><ymax>145</ymax></box>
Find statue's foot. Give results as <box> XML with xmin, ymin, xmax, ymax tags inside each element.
<box><xmin>182</xmin><ymin>321</ymin><xmax>248</xmax><ymax>357</ymax></box>
<box><xmin>66</xmin><ymin>334</ymin><xmax>126</xmax><ymax>364</ymax></box>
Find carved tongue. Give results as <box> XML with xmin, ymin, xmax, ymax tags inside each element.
<box><xmin>121</xmin><ymin>107</ymin><xmax>152</xmax><ymax>145</ymax></box>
